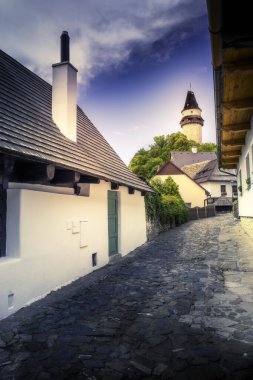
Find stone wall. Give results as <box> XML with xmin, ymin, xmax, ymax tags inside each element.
<box><xmin>146</xmin><ymin>218</ymin><xmax>176</xmax><ymax>241</ymax></box>
<box><xmin>240</xmin><ymin>216</ymin><xmax>253</xmax><ymax>239</ymax></box>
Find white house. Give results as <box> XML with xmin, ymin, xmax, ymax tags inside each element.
<box><xmin>171</xmin><ymin>151</ymin><xmax>237</xmax><ymax>212</ymax></box>
<box><xmin>155</xmin><ymin>160</ymin><xmax>209</xmax><ymax>208</ymax></box>
<box><xmin>0</xmin><ymin>32</ymin><xmax>151</xmax><ymax>319</ymax></box>
<box><xmin>207</xmin><ymin>0</ymin><xmax>253</xmax><ymax>235</ymax></box>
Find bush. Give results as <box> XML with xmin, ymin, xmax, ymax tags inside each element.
<box><xmin>145</xmin><ymin>177</ymin><xmax>188</xmax><ymax>227</ymax></box>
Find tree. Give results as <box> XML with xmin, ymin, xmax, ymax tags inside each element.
<box><xmin>129</xmin><ymin>132</ymin><xmax>216</xmax><ymax>181</ymax></box>
<box><xmin>145</xmin><ymin>177</ymin><xmax>188</xmax><ymax>226</ymax></box>
<box><xmin>149</xmin><ymin>176</ymin><xmax>180</xmax><ymax>197</ymax></box>
<box><xmin>197</xmin><ymin>142</ymin><xmax>217</xmax><ymax>153</ymax></box>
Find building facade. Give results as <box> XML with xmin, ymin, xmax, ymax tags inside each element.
<box><xmin>207</xmin><ymin>0</ymin><xmax>253</xmax><ymax>236</ymax></box>
<box><xmin>155</xmin><ymin>161</ymin><xmax>208</xmax><ymax>208</ymax></box>
<box><xmin>0</xmin><ymin>32</ymin><xmax>151</xmax><ymax>319</ymax></box>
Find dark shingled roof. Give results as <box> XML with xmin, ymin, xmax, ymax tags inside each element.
<box><xmin>193</xmin><ymin>160</ymin><xmax>236</xmax><ymax>183</ymax></box>
<box><xmin>182</xmin><ymin>91</ymin><xmax>200</xmax><ymax>111</ymax></box>
<box><xmin>0</xmin><ymin>50</ymin><xmax>151</xmax><ymax>192</ymax></box>
<box><xmin>171</xmin><ymin>151</ymin><xmax>217</xmax><ymax>168</ymax></box>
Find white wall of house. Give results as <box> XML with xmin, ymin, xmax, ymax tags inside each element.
<box><xmin>201</xmin><ymin>181</ymin><xmax>234</xmax><ymax>198</ymax></box>
<box><xmin>238</xmin><ymin>117</ymin><xmax>253</xmax><ymax>217</ymax></box>
<box><xmin>0</xmin><ymin>180</ymin><xmax>146</xmax><ymax>319</ymax></box>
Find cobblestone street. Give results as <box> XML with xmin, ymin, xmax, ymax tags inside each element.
<box><xmin>1</xmin><ymin>214</ymin><xmax>253</xmax><ymax>379</ymax></box>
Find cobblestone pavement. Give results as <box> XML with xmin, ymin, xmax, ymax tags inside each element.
<box><xmin>1</xmin><ymin>214</ymin><xmax>253</xmax><ymax>379</ymax></box>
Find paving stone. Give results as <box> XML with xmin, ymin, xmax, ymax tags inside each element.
<box><xmin>0</xmin><ymin>338</ymin><xmax>7</xmax><ymax>348</ymax></box>
<box><xmin>1</xmin><ymin>215</ymin><xmax>253</xmax><ymax>379</ymax></box>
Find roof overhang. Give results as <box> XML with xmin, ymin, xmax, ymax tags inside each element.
<box><xmin>206</xmin><ymin>0</ymin><xmax>253</xmax><ymax>169</ymax></box>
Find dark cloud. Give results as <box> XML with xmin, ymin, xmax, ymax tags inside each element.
<box><xmin>0</xmin><ymin>0</ymin><xmax>207</xmax><ymax>85</ymax></box>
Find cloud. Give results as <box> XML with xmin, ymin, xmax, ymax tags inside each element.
<box><xmin>0</xmin><ymin>0</ymin><xmax>206</xmax><ymax>85</ymax></box>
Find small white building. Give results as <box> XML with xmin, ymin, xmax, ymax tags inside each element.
<box><xmin>0</xmin><ymin>32</ymin><xmax>151</xmax><ymax>319</ymax></box>
<box><xmin>155</xmin><ymin>160</ymin><xmax>208</xmax><ymax>208</ymax></box>
<box><xmin>171</xmin><ymin>152</ymin><xmax>236</xmax><ymax>212</ymax></box>
<box><xmin>207</xmin><ymin>0</ymin><xmax>253</xmax><ymax>235</ymax></box>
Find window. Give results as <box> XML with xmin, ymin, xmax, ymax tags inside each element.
<box><xmin>239</xmin><ymin>169</ymin><xmax>242</xmax><ymax>195</ymax></box>
<box><xmin>232</xmin><ymin>185</ymin><xmax>238</xmax><ymax>195</ymax></box>
<box><xmin>92</xmin><ymin>253</ymin><xmax>97</xmax><ymax>267</ymax></box>
<box><xmin>246</xmin><ymin>154</ymin><xmax>251</xmax><ymax>189</ymax></box>
<box><xmin>220</xmin><ymin>185</ymin><xmax>226</xmax><ymax>195</ymax></box>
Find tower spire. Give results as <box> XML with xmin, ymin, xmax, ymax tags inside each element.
<box><xmin>180</xmin><ymin>90</ymin><xmax>204</xmax><ymax>144</ymax></box>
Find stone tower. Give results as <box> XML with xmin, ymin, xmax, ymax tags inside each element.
<box><xmin>180</xmin><ymin>91</ymin><xmax>204</xmax><ymax>144</ymax></box>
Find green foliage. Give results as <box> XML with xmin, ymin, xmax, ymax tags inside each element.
<box><xmin>197</xmin><ymin>142</ymin><xmax>217</xmax><ymax>153</ymax></box>
<box><xmin>129</xmin><ymin>132</ymin><xmax>216</xmax><ymax>181</ymax></box>
<box><xmin>145</xmin><ymin>177</ymin><xmax>188</xmax><ymax>227</ymax></box>
<box><xmin>149</xmin><ymin>177</ymin><xmax>180</xmax><ymax>197</ymax></box>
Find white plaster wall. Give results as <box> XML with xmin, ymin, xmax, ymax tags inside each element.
<box><xmin>52</xmin><ymin>63</ymin><xmax>77</xmax><ymax>142</ymax></box>
<box><xmin>201</xmin><ymin>181</ymin><xmax>234</xmax><ymax>198</ymax></box>
<box><xmin>238</xmin><ymin>117</ymin><xmax>253</xmax><ymax>217</ymax></box>
<box><xmin>119</xmin><ymin>187</ymin><xmax>147</xmax><ymax>256</ymax></box>
<box><xmin>0</xmin><ymin>181</ymin><xmax>147</xmax><ymax>319</ymax></box>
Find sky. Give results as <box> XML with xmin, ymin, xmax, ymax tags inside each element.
<box><xmin>0</xmin><ymin>0</ymin><xmax>215</xmax><ymax>165</ymax></box>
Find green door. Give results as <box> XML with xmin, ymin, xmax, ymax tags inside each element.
<box><xmin>108</xmin><ymin>191</ymin><xmax>118</xmax><ymax>256</ymax></box>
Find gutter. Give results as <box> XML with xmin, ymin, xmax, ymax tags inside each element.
<box><xmin>206</xmin><ymin>0</ymin><xmax>224</xmax><ymax>169</ymax></box>
<box><xmin>214</xmin><ymin>67</ymin><xmax>223</xmax><ymax>169</ymax></box>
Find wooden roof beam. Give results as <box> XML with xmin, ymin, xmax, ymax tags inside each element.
<box><xmin>79</xmin><ymin>175</ymin><xmax>100</xmax><ymax>184</ymax></box>
<box><xmin>223</xmin><ymin>122</ymin><xmax>250</xmax><ymax>132</ymax></box>
<box><xmin>222</xmin><ymin>149</ymin><xmax>241</xmax><ymax>157</ymax></box>
<box><xmin>224</xmin><ymin>60</ymin><xmax>253</xmax><ymax>73</ymax></box>
<box><xmin>12</xmin><ymin>162</ymin><xmax>55</xmax><ymax>183</ymax></box>
<box><xmin>222</xmin><ymin>163</ymin><xmax>237</xmax><ymax>169</ymax></box>
<box><xmin>111</xmin><ymin>182</ymin><xmax>119</xmax><ymax>190</ymax></box>
<box><xmin>0</xmin><ymin>156</ymin><xmax>15</xmax><ymax>176</ymax></box>
<box><xmin>51</xmin><ymin>170</ymin><xmax>80</xmax><ymax>186</ymax></box>
<box><xmin>223</xmin><ymin>98</ymin><xmax>253</xmax><ymax>111</ymax></box>
<box><xmin>222</xmin><ymin>139</ymin><xmax>245</xmax><ymax>147</ymax></box>
<box><xmin>222</xmin><ymin>157</ymin><xmax>238</xmax><ymax>164</ymax></box>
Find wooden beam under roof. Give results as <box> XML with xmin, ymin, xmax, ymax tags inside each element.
<box><xmin>0</xmin><ymin>156</ymin><xmax>15</xmax><ymax>176</ymax></box>
<box><xmin>222</xmin><ymin>157</ymin><xmax>238</xmax><ymax>164</ymax></box>
<box><xmin>222</xmin><ymin>149</ymin><xmax>241</xmax><ymax>157</ymax></box>
<box><xmin>12</xmin><ymin>162</ymin><xmax>55</xmax><ymax>183</ymax></box>
<box><xmin>51</xmin><ymin>170</ymin><xmax>80</xmax><ymax>186</ymax></box>
<box><xmin>79</xmin><ymin>175</ymin><xmax>100</xmax><ymax>184</ymax></box>
<box><xmin>224</xmin><ymin>60</ymin><xmax>253</xmax><ymax>73</ymax></box>
<box><xmin>223</xmin><ymin>98</ymin><xmax>253</xmax><ymax>111</ymax></box>
<box><xmin>222</xmin><ymin>164</ymin><xmax>237</xmax><ymax>169</ymax></box>
<box><xmin>223</xmin><ymin>123</ymin><xmax>250</xmax><ymax>132</ymax></box>
<box><xmin>111</xmin><ymin>182</ymin><xmax>119</xmax><ymax>190</ymax></box>
<box><xmin>222</xmin><ymin>139</ymin><xmax>245</xmax><ymax>147</ymax></box>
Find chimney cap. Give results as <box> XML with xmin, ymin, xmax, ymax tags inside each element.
<box><xmin>60</xmin><ymin>30</ymin><xmax>70</xmax><ymax>62</ymax></box>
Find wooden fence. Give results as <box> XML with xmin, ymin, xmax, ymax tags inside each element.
<box><xmin>188</xmin><ymin>206</ymin><xmax>216</xmax><ymax>220</ymax></box>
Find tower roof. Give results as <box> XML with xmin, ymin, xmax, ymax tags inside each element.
<box><xmin>182</xmin><ymin>91</ymin><xmax>200</xmax><ymax>111</ymax></box>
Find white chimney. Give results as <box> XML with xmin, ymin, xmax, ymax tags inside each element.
<box><xmin>52</xmin><ymin>31</ymin><xmax>78</xmax><ymax>142</ymax></box>
<box><xmin>191</xmin><ymin>146</ymin><xmax>197</xmax><ymax>153</ymax></box>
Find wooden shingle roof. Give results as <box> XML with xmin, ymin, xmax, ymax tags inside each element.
<box><xmin>171</xmin><ymin>151</ymin><xmax>217</xmax><ymax>168</ymax></box>
<box><xmin>0</xmin><ymin>50</ymin><xmax>151</xmax><ymax>192</ymax></box>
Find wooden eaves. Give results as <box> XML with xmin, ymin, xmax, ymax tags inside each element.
<box><xmin>206</xmin><ymin>0</ymin><xmax>253</xmax><ymax>169</ymax></box>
